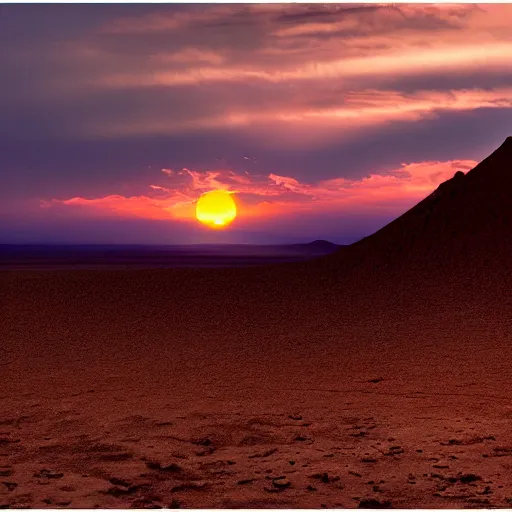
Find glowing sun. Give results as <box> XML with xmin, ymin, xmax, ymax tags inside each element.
<box><xmin>195</xmin><ymin>190</ymin><xmax>237</xmax><ymax>228</ymax></box>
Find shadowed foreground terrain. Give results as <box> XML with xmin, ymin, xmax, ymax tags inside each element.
<box><xmin>1</xmin><ymin>138</ymin><xmax>512</xmax><ymax>508</ymax></box>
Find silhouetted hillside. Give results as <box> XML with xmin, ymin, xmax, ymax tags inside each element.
<box><xmin>306</xmin><ymin>136</ymin><xmax>512</xmax><ymax>317</ymax></box>
<box><xmin>330</xmin><ymin>136</ymin><xmax>512</xmax><ymax>270</ymax></box>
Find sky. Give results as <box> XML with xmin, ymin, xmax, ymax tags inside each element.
<box><xmin>1</xmin><ymin>3</ymin><xmax>511</xmax><ymax>245</ymax></box>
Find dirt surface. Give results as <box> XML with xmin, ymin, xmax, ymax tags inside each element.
<box><xmin>1</xmin><ymin>138</ymin><xmax>512</xmax><ymax>508</ymax></box>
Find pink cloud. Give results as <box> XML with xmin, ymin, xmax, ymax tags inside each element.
<box><xmin>46</xmin><ymin>159</ymin><xmax>478</xmax><ymax>224</ymax></box>
<box><xmin>149</xmin><ymin>184</ymin><xmax>170</xmax><ymax>192</ymax></box>
<box><xmin>81</xmin><ymin>87</ymin><xmax>512</xmax><ymax>151</ymax></box>
<box><xmin>15</xmin><ymin>4</ymin><xmax>512</xmax><ymax>147</ymax></box>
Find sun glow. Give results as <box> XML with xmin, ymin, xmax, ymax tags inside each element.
<box><xmin>195</xmin><ymin>189</ymin><xmax>237</xmax><ymax>228</ymax></box>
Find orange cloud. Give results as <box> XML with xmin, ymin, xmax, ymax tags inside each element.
<box><xmin>46</xmin><ymin>159</ymin><xmax>477</xmax><ymax>224</ymax></box>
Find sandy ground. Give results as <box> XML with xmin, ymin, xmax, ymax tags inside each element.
<box><xmin>2</xmin><ymin>265</ymin><xmax>512</xmax><ymax>509</ymax></box>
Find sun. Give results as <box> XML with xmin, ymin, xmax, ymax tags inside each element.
<box><xmin>195</xmin><ymin>190</ymin><xmax>237</xmax><ymax>229</ymax></box>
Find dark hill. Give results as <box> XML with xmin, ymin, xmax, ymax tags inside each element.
<box><xmin>328</xmin><ymin>136</ymin><xmax>512</xmax><ymax>272</ymax></box>
<box><xmin>300</xmin><ymin>136</ymin><xmax>512</xmax><ymax>321</ymax></box>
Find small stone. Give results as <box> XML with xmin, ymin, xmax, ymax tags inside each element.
<box><xmin>145</xmin><ymin>461</ymin><xmax>181</xmax><ymax>473</ymax></box>
<box><xmin>272</xmin><ymin>477</ymin><xmax>291</xmax><ymax>489</ymax></box>
<box><xmin>458</xmin><ymin>473</ymin><xmax>481</xmax><ymax>483</ymax></box>
<box><xmin>34</xmin><ymin>469</ymin><xmax>64</xmax><ymax>479</ymax></box>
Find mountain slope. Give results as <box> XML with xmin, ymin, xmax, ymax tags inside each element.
<box><xmin>288</xmin><ymin>136</ymin><xmax>512</xmax><ymax>324</ymax></box>
<box><xmin>327</xmin><ymin>136</ymin><xmax>512</xmax><ymax>272</ymax></box>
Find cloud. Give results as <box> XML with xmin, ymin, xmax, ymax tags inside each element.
<box><xmin>76</xmin><ymin>87</ymin><xmax>512</xmax><ymax>146</ymax></box>
<box><xmin>96</xmin><ymin>41</ymin><xmax>512</xmax><ymax>89</ymax></box>
<box><xmin>99</xmin><ymin>5</ymin><xmax>388</xmax><ymax>35</ymax></box>
<box><xmin>3</xmin><ymin>3</ymin><xmax>512</xmax><ymax>150</ymax></box>
<box><xmin>149</xmin><ymin>184</ymin><xmax>170</xmax><ymax>192</ymax></box>
<box><xmin>46</xmin><ymin>159</ymin><xmax>478</xmax><ymax>224</ymax></box>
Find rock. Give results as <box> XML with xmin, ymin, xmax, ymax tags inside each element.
<box><xmin>248</xmin><ymin>448</ymin><xmax>277</xmax><ymax>458</ymax></box>
<box><xmin>458</xmin><ymin>473</ymin><xmax>481</xmax><ymax>484</ymax></box>
<box><xmin>288</xmin><ymin>414</ymin><xmax>303</xmax><ymax>421</ymax></box>
<box><xmin>145</xmin><ymin>461</ymin><xmax>181</xmax><ymax>473</ymax></box>
<box><xmin>385</xmin><ymin>446</ymin><xmax>404</xmax><ymax>456</ymax></box>
<box><xmin>34</xmin><ymin>469</ymin><xmax>64</xmax><ymax>479</ymax></box>
<box><xmin>2</xmin><ymin>483</ymin><xmax>17</xmax><ymax>492</ymax></box>
<box><xmin>310</xmin><ymin>472</ymin><xmax>339</xmax><ymax>484</ymax></box>
<box><xmin>272</xmin><ymin>477</ymin><xmax>291</xmax><ymax>489</ymax></box>
<box><xmin>105</xmin><ymin>486</ymin><xmax>141</xmax><ymax>497</ymax></box>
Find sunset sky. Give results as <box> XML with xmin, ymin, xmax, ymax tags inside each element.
<box><xmin>2</xmin><ymin>3</ymin><xmax>511</xmax><ymax>245</ymax></box>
